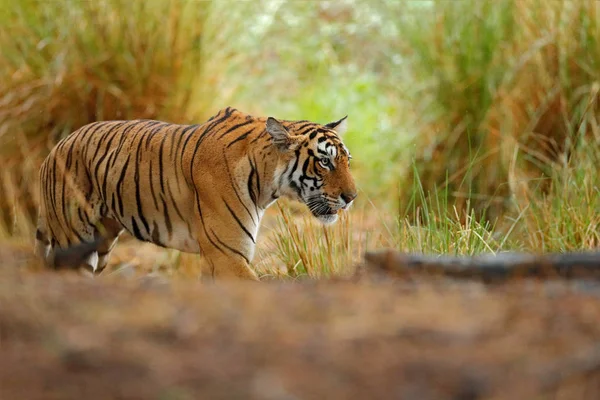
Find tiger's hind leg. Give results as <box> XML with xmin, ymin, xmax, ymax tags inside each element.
<box><xmin>34</xmin><ymin>222</ymin><xmax>52</xmax><ymax>267</ymax></box>
<box><xmin>64</xmin><ymin>217</ymin><xmax>124</xmax><ymax>275</ymax></box>
<box><xmin>93</xmin><ymin>217</ymin><xmax>124</xmax><ymax>274</ymax></box>
<box><xmin>34</xmin><ymin>223</ymin><xmax>99</xmax><ymax>272</ymax></box>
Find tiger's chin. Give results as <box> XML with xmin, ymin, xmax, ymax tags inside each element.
<box><xmin>314</xmin><ymin>210</ymin><xmax>339</xmax><ymax>225</ymax></box>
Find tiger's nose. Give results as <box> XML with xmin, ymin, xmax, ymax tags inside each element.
<box><xmin>341</xmin><ymin>192</ymin><xmax>357</xmax><ymax>204</ymax></box>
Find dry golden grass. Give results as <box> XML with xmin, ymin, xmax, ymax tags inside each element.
<box><xmin>0</xmin><ymin>0</ymin><xmax>216</xmax><ymax>237</ymax></box>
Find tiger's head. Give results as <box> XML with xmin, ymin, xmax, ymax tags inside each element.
<box><xmin>266</xmin><ymin>116</ymin><xmax>357</xmax><ymax>224</ymax></box>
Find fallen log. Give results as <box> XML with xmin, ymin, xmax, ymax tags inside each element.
<box><xmin>364</xmin><ymin>249</ymin><xmax>600</xmax><ymax>282</ymax></box>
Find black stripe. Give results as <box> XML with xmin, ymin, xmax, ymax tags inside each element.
<box><xmin>50</xmin><ymin>156</ymin><xmax>66</xmax><ymax>238</ymax></box>
<box><xmin>299</xmin><ymin>157</ymin><xmax>311</xmax><ymax>188</ymax></box>
<box><xmin>293</xmin><ymin>121</ymin><xmax>313</xmax><ymax>131</ymax></box>
<box><xmin>143</xmin><ymin>121</ymin><xmax>167</xmax><ymax>150</ymax></box>
<box><xmin>131</xmin><ymin>216</ymin><xmax>144</xmax><ymax>241</ymax></box>
<box><xmin>226</xmin><ymin>127</ymin><xmax>255</xmax><ymax>148</ymax></box>
<box><xmin>60</xmin><ymin>142</ymin><xmax>76</xmax><ymax>235</ymax></box>
<box><xmin>133</xmin><ymin>136</ymin><xmax>151</xmax><ymax>236</ymax></box>
<box><xmin>77</xmin><ymin>207</ymin><xmax>93</xmax><ymax>230</ymax></box>
<box><xmin>249</xmin><ymin>129</ymin><xmax>267</xmax><ymax>144</ymax></box>
<box><xmin>223</xmin><ymin>199</ymin><xmax>255</xmax><ymax>243</ymax></box>
<box><xmin>92</xmin><ymin>122</ymin><xmax>124</xmax><ymax>197</ymax></box>
<box><xmin>71</xmin><ymin>228</ymin><xmax>85</xmax><ymax>244</ymax></box>
<box><xmin>49</xmin><ymin>157</ymin><xmax>58</xmax><ymax>225</ymax></box>
<box><xmin>188</xmin><ymin>113</ymin><xmax>230</xmax><ymax>180</ymax></box>
<box><xmin>111</xmin><ymin>196</ymin><xmax>117</xmax><ymax>217</ymax></box>
<box><xmin>166</xmin><ymin>182</ymin><xmax>185</xmax><ymax>222</ymax></box>
<box><xmin>160</xmin><ymin>194</ymin><xmax>173</xmax><ymax>240</ymax></box>
<box><xmin>102</xmin><ymin>121</ymin><xmax>138</xmax><ymax>198</ymax></box>
<box><xmin>170</xmin><ymin>124</ymin><xmax>186</xmax><ymax>160</ymax></box>
<box><xmin>211</xmin><ymin>229</ymin><xmax>249</xmax><ymax>263</ymax></box>
<box><xmin>200</xmin><ymin>108</ymin><xmax>235</xmax><ymax>138</ymax></box>
<box><xmin>297</xmin><ymin>125</ymin><xmax>318</xmax><ymax>136</ymax></box>
<box><xmin>174</xmin><ymin>125</ymin><xmax>199</xmax><ymax>192</ymax></box>
<box><xmin>195</xmin><ymin>191</ymin><xmax>227</xmax><ymax>257</ymax></box>
<box><xmin>222</xmin><ymin>151</ymin><xmax>256</xmax><ymax>225</ymax></box>
<box><xmin>148</xmin><ymin>157</ymin><xmax>160</xmax><ymax>210</ymax></box>
<box><xmin>73</xmin><ymin>122</ymin><xmax>99</xmax><ymax>140</ymax></box>
<box><xmin>218</xmin><ymin>120</ymin><xmax>254</xmax><ymax>139</ymax></box>
<box><xmin>158</xmin><ymin>130</ymin><xmax>169</xmax><ymax>194</ymax></box>
<box><xmin>247</xmin><ymin>161</ymin><xmax>257</xmax><ymax>206</ymax></box>
<box><xmin>302</xmin><ymin>157</ymin><xmax>314</xmax><ymax>175</ymax></box>
<box><xmin>190</xmin><ymin>126</ymin><xmax>216</xmax><ymax>179</ymax></box>
<box><xmin>81</xmin><ymin>123</ymin><xmax>110</xmax><ymax>165</ymax></box>
<box><xmin>253</xmin><ymin>157</ymin><xmax>261</xmax><ymax>198</ymax></box>
<box><xmin>288</xmin><ymin>149</ymin><xmax>301</xmax><ymax>181</ymax></box>
<box><xmin>115</xmin><ymin>154</ymin><xmax>132</xmax><ymax>217</ymax></box>
<box><xmin>151</xmin><ymin>221</ymin><xmax>165</xmax><ymax>247</ymax></box>
<box><xmin>83</xmin><ymin>161</ymin><xmax>94</xmax><ymax>204</ymax></box>
<box><xmin>177</xmin><ymin>124</ymin><xmax>201</xmax><ymax>190</ymax></box>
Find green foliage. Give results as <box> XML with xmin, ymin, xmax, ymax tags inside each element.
<box><xmin>395</xmin><ymin>0</ymin><xmax>600</xmax><ymax>220</ymax></box>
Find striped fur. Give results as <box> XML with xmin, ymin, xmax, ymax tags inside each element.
<box><xmin>35</xmin><ymin>107</ymin><xmax>357</xmax><ymax>280</ymax></box>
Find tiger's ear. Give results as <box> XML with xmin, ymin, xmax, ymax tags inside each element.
<box><xmin>266</xmin><ymin>117</ymin><xmax>297</xmax><ymax>150</ymax></box>
<box><xmin>324</xmin><ymin>116</ymin><xmax>348</xmax><ymax>136</ymax></box>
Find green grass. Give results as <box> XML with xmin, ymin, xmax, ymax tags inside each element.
<box><xmin>393</xmin><ymin>0</ymin><xmax>600</xmax><ymax>220</ymax></box>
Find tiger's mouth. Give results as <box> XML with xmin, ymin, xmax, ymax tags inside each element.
<box><xmin>306</xmin><ymin>199</ymin><xmax>337</xmax><ymax>216</ymax></box>
<box><xmin>306</xmin><ymin>198</ymin><xmax>342</xmax><ymax>224</ymax></box>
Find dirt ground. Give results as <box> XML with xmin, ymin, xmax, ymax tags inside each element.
<box><xmin>1</xmin><ymin>242</ymin><xmax>600</xmax><ymax>400</ymax></box>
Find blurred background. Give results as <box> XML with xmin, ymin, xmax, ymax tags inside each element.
<box><xmin>0</xmin><ymin>0</ymin><xmax>598</xmax><ymax>277</ymax></box>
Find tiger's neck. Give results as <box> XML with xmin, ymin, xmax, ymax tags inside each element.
<box><xmin>245</xmin><ymin>140</ymin><xmax>288</xmax><ymax>211</ymax></box>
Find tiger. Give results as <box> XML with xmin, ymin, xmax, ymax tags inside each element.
<box><xmin>35</xmin><ymin>107</ymin><xmax>357</xmax><ymax>280</ymax></box>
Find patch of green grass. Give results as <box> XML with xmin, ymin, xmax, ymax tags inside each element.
<box><xmin>519</xmin><ymin>143</ymin><xmax>600</xmax><ymax>252</ymax></box>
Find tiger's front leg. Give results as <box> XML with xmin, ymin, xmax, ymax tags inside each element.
<box><xmin>195</xmin><ymin>212</ymin><xmax>260</xmax><ymax>281</ymax></box>
<box><xmin>198</xmin><ymin>247</ymin><xmax>260</xmax><ymax>281</ymax></box>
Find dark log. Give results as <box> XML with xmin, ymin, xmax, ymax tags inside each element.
<box><xmin>364</xmin><ymin>249</ymin><xmax>600</xmax><ymax>282</ymax></box>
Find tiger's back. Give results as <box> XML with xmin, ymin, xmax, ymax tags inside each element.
<box><xmin>36</xmin><ymin>107</ymin><xmax>357</xmax><ymax>280</ymax></box>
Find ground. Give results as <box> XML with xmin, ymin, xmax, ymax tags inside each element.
<box><xmin>1</xmin><ymin>235</ymin><xmax>600</xmax><ymax>399</ymax></box>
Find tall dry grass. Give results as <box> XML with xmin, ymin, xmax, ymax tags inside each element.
<box><xmin>0</xmin><ymin>0</ymin><xmax>214</xmax><ymax>238</ymax></box>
